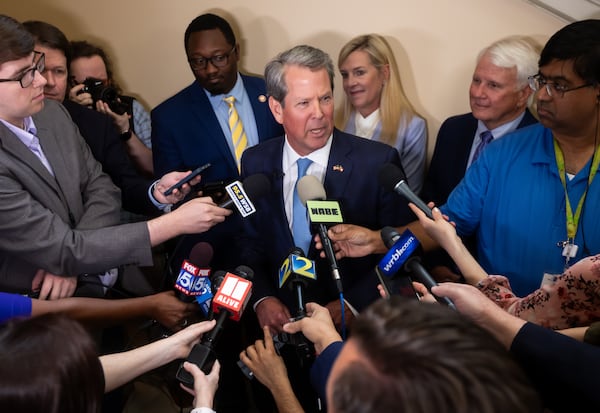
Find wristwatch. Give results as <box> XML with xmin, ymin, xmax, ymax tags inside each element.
<box><xmin>119</xmin><ymin>129</ymin><xmax>133</xmax><ymax>142</ymax></box>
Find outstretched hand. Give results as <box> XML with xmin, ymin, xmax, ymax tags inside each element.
<box><xmin>314</xmin><ymin>224</ymin><xmax>385</xmax><ymax>260</ymax></box>
<box><xmin>283</xmin><ymin>302</ymin><xmax>342</xmax><ymax>354</ymax></box>
<box><xmin>408</xmin><ymin>203</ymin><xmax>458</xmax><ymax>253</ymax></box>
<box><xmin>239</xmin><ymin>326</ymin><xmax>288</xmax><ymax>391</ymax></box>
<box><xmin>154</xmin><ymin>170</ymin><xmax>202</xmax><ymax>204</ymax></box>
<box><xmin>180</xmin><ymin>359</ymin><xmax>220</xmax><ymax>410</ymax></box>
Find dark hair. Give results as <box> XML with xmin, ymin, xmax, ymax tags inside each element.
<box><xmin>330</xmin><ymin>297</ymin><xmax>541</xmax><ymax>413</ymax></box>
<box><xmin>0</xmin><ymin>14</ymin><xmax>35</xmax><ymax>66</ymax></box>
<box><xmin>0</xmin><ymin>314</ymin><xmax>104</xmax><ymax>413</ymax></box>
<box><xmin>70</xmin><ymin>40</ymin><xmax>121</xmax><ymax>93</ymax></box>
<box><xmin>22</xmin><ymin>20</ymin><xmax>71</xmax><ymax>66</ymax></box>
<box><xmin>539</xmin><ymin>19</ymin><xmax>600</xmax><ymax>85</ymax></box>
<box><xmin>184</xmin><ymin>13</ymin><xmax>236</xmax><ymax>52</ymax></box>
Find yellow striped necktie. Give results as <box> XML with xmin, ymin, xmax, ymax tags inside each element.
<box><xmin>224</xmin><ymin>96</ymin><xmax>248</xmax><ymax>171</ymax></box>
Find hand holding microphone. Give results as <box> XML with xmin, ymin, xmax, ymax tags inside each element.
<box><xmin>379</xmin><ymin>227</ymin><xmax>456</xmax><ymax>309</ymax></box>
<box><xmin>297</xmin><ymin>175</ymin><xmax>344</xmax><ymax>293</ymax></box>
<box><xmin>176</xmin><ymin>266</ymin><xmax>254</xmax><ymax>386</ymax></box>
<box><xmin>278</xmin><ymin>247</ymin><xmax>317</xmax><ymax>318</ymax></box>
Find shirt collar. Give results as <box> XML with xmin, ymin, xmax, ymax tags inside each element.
<box><xmin>476</xmin><ymin>111</ymin><xmax>526</xmax><ymax>140</ymax></box>
<box><xmin>282</xmin><ymin>133</ymin><xmax>333</xmax><ymax>174</ymax></box>
<box><xmin>205</xmin><ymin>72</ymin><xmax>244</xmax><ymax>107</ymax></box>
<box><xmin>0</xmin><ymin>116</ymin><xmax>37</xmax><ymax>146</ymax></box>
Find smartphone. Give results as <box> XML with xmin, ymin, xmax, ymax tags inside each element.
<box><xmin>163</xmin><ymin>163</ymin><xmax>211</xmax><ymax>196</ymax></box>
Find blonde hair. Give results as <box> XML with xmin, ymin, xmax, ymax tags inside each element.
<box><xmin>337</xmin><ymin>34</ymin><xmax>419</xmax><ymax>146</ymax></box>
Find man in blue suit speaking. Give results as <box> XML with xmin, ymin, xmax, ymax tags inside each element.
<box><xmin>239</xmin><ymin>45</ymin><xmax>412</xmax><ymax>334</ymax></box>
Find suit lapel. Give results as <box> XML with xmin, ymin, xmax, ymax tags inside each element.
<box><xmin>188</xmin><ymin>84</ymin><xmax>238</xmax><ymax>171</ymax></box>
<box><xmin>0</xmin><ymin>123</ymin><xmax>60</xmax><ymax>193</ymax></box>
<box><xmin>243</xmin><ymin>75</ymin><xmax>271</xmax><ymax>143</ymax></box>
<box><xmin>262</xmin><ymin>139</ymin><xmax>294</xmax><ymax>245</ymax></box>
<box><xmin>35</xmin><ymin>123</ymin><xmax>78</xmax><ymax>211</ymax></box>
<box><xmin>324</xmin><ymin>130</ymin><xmax>353</xmax><ymax>201</ymax></box>
<box><xmin>457</xmin><ymin>115</ymin><xmax>479</xmax><ymax>172</ymax></box>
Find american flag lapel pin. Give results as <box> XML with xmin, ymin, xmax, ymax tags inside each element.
<box><xmin>332</xmin><ymin>164</ymin><xmax>344</xmax><ymax>172</ymax></box>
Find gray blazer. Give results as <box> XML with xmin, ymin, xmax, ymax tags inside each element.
<box><xmin>0</xmin><ymin>100</ymin><xmax>152</xmax><ymax>294</ymax></box>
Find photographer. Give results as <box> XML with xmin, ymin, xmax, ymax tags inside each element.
<box><xmin>68</xmin><ymin>40</ymin><xmax>153</xmax><ymax>177</ymax></box>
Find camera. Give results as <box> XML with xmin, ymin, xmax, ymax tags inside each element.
<box><xmin>77</xmin><ymin>77</ymin><xmax>129</xmax><ymax>115</ymax></box>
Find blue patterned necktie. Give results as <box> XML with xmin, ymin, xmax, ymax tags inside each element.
<box><xmin>472</xmin><ymin>130</ymin><xmax>494</xmax><ymax>163</ymax></box>
<box><xmin>292</xmin><ymin>158</ymin><xmax>313</xmax><ymax>253</ymax></box>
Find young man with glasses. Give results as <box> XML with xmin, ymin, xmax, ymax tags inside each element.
<box><xmin>0</xmin><ymin>14</ymin><xmax>231</xmax><ymax>299</ymax></box>
<box><xmin>326</xmin><ymin>19</ymin><xmax>600</xmax><ymax>301</ymax></box>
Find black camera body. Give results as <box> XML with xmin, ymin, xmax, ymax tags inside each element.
<box><xmin>78</xmin><ymin>77</ymin><xmax>129</xmax><ymax>115</ymax></box>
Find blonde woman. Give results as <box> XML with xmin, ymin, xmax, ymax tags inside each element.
<box><xmin>338</xmin><ymin>34</ymin><xmax>427</xmax><ymax>193</ymax></box>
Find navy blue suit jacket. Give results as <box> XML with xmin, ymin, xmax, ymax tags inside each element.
<box><xmin>151</xmin><ymin>74</ymin><xmax>283</xmax><ymax>182</ymax></box>
<box><xmin>422</xmin><ymin>109</ymin><xmax>538</xmax><ymax>205</ymax></box>
<box><xmin>151</xmin><ymin>74</ymin><xmax>282</xmax><ymax>275</ymax></box>
<box><xmin>239</xmin><ymin>129</ymin><xmax>413</xmax><ymax>313</ymax></box>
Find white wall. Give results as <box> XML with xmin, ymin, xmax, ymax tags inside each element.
<box><xmin>3</xmin><ymin>0</ymin><xmax>566</xmax><ymax>156</ymax></box>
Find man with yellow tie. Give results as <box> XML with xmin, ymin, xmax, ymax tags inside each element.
<box><xmin>151</xmin><ymin>13</ymin><xmax>283</xmax><ymax>266</ymax></box>
<box><xmin>152</xmin><ymin>13</ymin><xmax>282</xmax><ymax>181</ymax></box>
<box><xmin>151</xmin><ymin>14</ymin><xmax>283</xmax><ymax>412</ymax></box>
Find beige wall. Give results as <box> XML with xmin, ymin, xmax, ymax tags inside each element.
<box><xmin>4</xmin><ymin>0</ymin><xmax>565</xmax><ymax>156</ymax></box>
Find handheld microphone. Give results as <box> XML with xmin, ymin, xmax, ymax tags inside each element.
<box><xmin>176</xmin><ymin>266</ymin><xmax>254</xmax><ymax>387</ymax></box>
<box><xmin>297</xmin><ymin>175</ymin><xmax>344</xmax><ymax>294</ymax></box>
<box><xmin>173</xmin><ymin>242</ymin><xmax>213</xmax><ymax>303</ymax></box>
<box><xmin>218</xmin><ymin>173</ymin><xmax>271</xmax><ymax>217</ymax></box>
<box><xmin>378</xmin><ymin>163</ymin><xmax>433</xmax><ymax>219</ymax></box>
<box><xmin>375</xmin><ymin>228</ymin><xmax>419</xmax><ymax>300</ymax></box>
<box><xmin>278</xmin><ymin>247</ymin><xmax>317</xmax><ymax>318</ymax></box>
<box><xmin>379</xmin><ymin>227</ymin><xmax>456</xmax><ymax>309</ymax></box>
<box><xmin>240</xmin><ymin>248</ymin><xmax>316</xmax><ymax>380</ymax></box>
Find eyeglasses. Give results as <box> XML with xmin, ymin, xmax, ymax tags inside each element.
<box><xmin>528</xmin><ymin>73</ymin><xmax>592</xmax><ymax>98</ymax></box>
<box><xmin>0</xmin><ymin>51</ymin><xmax>45</xmax><ymax>88</ymax></box>
<box><xmin>188</xmin><ymin>47</ymin><xmax>236</xmax><ymax>71</ymax></box>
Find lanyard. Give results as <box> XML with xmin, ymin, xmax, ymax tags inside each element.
<box><xmin>553</xmin><ymin>138</ymin><xmax>600</xmax><ymax>240</ymax></box>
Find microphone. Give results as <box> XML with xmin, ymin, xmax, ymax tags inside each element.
<box><xmin>219</xmin><ymin>173</ymin><xmax>271</xmax><ymax>217</ymax></box>
<box><xmin>297</xmin><ymin>175</ymin><xmax>344</xmax><ymax>294</ymax></box>
<box><xmin>375</xmin><ymin>228</ymin><xmax>419</xmax><ymax>299</ymax></box>
<box><xmin>379</xmin><ymin>227</ymin><xmax>456</xmax><ymax>309</ymax></box>
<box><xmin>378</xmin><ymin>163</ymin><xmax>433</xmax><ymax>219</ymax></box>
<box><xmin>278</xmin><ymin>247</ymin><xmax>317</xmax><ymax>319</ymax></box>
<box><xmin>176</xmin><ymin>266</ymin><xmax>254</xmax><ymax>386</ymax></box>
<box><xmin>173</xmin><ymin>242</ymin><xmax>213</xmax><ymax>304</ymax></box>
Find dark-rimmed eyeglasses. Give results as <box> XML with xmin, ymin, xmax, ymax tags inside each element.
<box><xmin>0</xmin><ymin>51</ymin><xmax>45</xmax><ymax>88</ymax></box>
<box><xmin>528</xmin><ymin>73</ymin><xmax>592</xmax><ymax>98</ymax></box>
<box><xmin>188</xmin><ymin>47</ymin><xmax>236</xmax><ymax>71</ymax></box>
